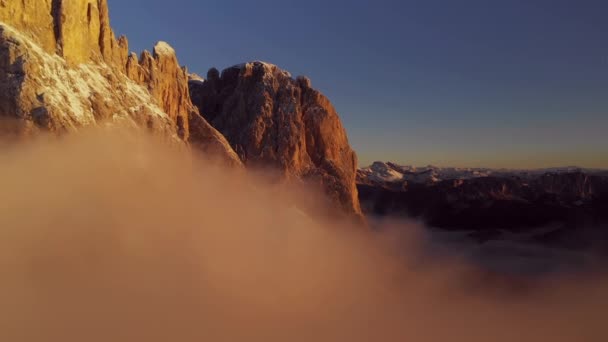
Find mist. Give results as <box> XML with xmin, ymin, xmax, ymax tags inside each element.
<box><xmin>0</xmin><ymin>129</ymin><xmax>606</xmax><ymax>342</ymax></box>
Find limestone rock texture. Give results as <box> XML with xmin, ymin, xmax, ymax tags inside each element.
<box><xmin>126</xmin><ymin>43</ymin><xmax>191</xmax><ymax>140</ymax></box>
<box><xmin>0</xmin><ymin>0</ymin><xmax>127</xmax><ymax>68</ymax></box>
<box><xmin>0</xmin><ymin>0</ymin><xmax>240</xmax><ymax>164</ymax></box>
<box><xmin>0</xmin><ymin>0</ymin><xmax>56</xmax><ymax>55</ymax></box>
<box><xmin>189</xmin><ymin>61</ymin><xmax>362</xmax><ymax>218</ymax></box>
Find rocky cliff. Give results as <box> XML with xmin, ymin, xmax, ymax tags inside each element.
<box><xmin>189</xmin><ymin>61</ymin><xmax>362</xmax><ymax>218</ymax></box>
<box><xmin>0</xmin><ymin>0</ymin><xmax>240</xmax><ymax>164</ymax></box>
<box><xmin>0</xmin><ymin>0</ymin><xmax>362</xmax><ymax>217</ymax></box>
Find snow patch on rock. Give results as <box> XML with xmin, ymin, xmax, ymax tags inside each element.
<box><xmin>1</xmin><ymin>22</ymin><xmax>171</xmax><ymax>131</ymax></box>
<box><xmin>188</xmin><ymin>73</ymin><xmax>206</xmax><ymax>85</ymax></box>
<box><xmin>229</xmin><ymin>61</ymin><xmax>292</xmax><ymax>78</ymax></box>
<box><xmin>153</xmin><ymin>41</ymin><xmax>176</xmax><ymax>56</ymax></box>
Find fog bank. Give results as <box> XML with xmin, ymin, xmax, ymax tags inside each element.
<box><xmin>0</xmin><ymin>130</ymin><xmax>606</xmax><ymax>341</ymax></box>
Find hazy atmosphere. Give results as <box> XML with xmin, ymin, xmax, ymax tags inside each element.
<box><xmin>109</xmin><ymin>0</ymin><xmax>608</xmax><ymax>168</ymax></box>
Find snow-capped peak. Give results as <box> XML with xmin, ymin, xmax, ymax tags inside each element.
<box><xmin>153</xmin><ymin>41</ymin><xmax>175</xmax><ymax>56</ymax></box>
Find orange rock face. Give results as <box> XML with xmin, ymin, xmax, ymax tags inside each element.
<box><xmin>0</xmin><ymin>0</ymin><xmax>56</xmax><ymax>54</ymax></box>
<box><xmin>190</xmin><ymin>62</ymin><xmax>363</xmax><ymax>219</ymax></box>
<box><xmin>0</xmin><ymin>0</ymin><xmax>127</xmax><ymax>67</ymax></box>
<box><xmin>126</xmin><ymin>43</ymin><xmax>192</xmax><ymax>140</ymax></box>
<box><xmin>53</xmin><ymin>0</ymin><xmax>123</xmax><ymax>66</ymax></box>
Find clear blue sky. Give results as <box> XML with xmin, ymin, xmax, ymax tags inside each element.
<box><xmin>108</xmin><ymin>0</ymin><xmax>608</xmax><ymax>168</ymax></box>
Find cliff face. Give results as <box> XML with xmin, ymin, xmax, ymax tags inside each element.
<box><xmin>189</xmin><ymin>62</ymin><xmax>362</xmax><ymax>218</ymax></box>
<box><xmin>0</xmin><ymin>22</ymin><xmax>169</xmax><ymax>134</ymax></box>
<box><xmin>0</xmin><ymin>0</ymin><xmax>127</xmax><ymax>68</ymax></box>
<box><xmin>0</xmin><ymin>0</ymin><xmax>240</xmax><ymax>165</ymax></box>
<box><xmin>0</xmin><ymin>0</ymin><xmax>56</xmax><ymax>57</ymax></box>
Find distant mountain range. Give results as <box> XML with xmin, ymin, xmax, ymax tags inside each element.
<box><xmin>359</xmin><ymin>161</ymin><xmax>608</xmax><ymax>185</ymax></box>
<box><xmin>358</xmin><ymin>161</ymin><xmax>608</xmax><ymax>250</ymax></box>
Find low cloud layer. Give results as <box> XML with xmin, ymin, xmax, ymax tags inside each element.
<box><xmin>0</xmin><ymin>129</ymin><xmax>606</xmax><ymax>341</ymax></box>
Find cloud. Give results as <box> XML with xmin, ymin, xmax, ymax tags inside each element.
<box><xmin>0</xmin><ymin>128</ymin><xmax>606</xmax><ymax>341</ymax></box>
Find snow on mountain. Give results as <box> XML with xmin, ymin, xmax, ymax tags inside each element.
<box><xmin>359</xmin><ymin>162</ymin><xmax>493</xmax><ymax>184</ymax></box>
<box><xmin>359</xmin><ymin>162</ymin><xmax>602</xmax><ymax>185</ymax></box>
<box><xmin>153</xmin><ymin>41</ymin><xmax>176</xmax><ymax>56</ymax></box>
<box><xmin>228</xmin><ymin>61</ymin><xmax>293</xmax><ymax>78</ymax></box>
<box><xmin>0</xmin><ymin>22</ymin><xmax>173</xmax><ymax>132</ymax></box>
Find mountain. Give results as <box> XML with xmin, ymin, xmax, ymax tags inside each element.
<box><xmin>189</xmin><ymin>62</ymin><xmax>362</xmax><ymax>219</ymax></box>
<box><xmin>358</xmin><ymin>162</ymin><xmax>608</xmax><ymax>247</ymax></box>
<box><xmin>0</xmin><ymin>0</ymin><xmax>240</xmax><ymax>165</ymax></box>
<box><xmin>0</xmin><ymin>1</ymin><xmax>362</xmax><ymax>219</ymax></box>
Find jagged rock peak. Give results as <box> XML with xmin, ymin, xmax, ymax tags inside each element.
<box><xmin>189</xmin><ymin>62</ymin><xmax>363</xmax><ymax>219</ymax></box>
<box><xmin>125</xmin><ymin>40</ymin><xmax>192</xmax><ymax>140</ymax></box>
<box><xmin>0</xmin><ymin>0</ymin><xmax>242</xmax><ymax>165</ymax></box>
<box><xmin>226</xmin><ymin>60</ymin><xmax>292</xmax><ymax>78</ymax></box>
